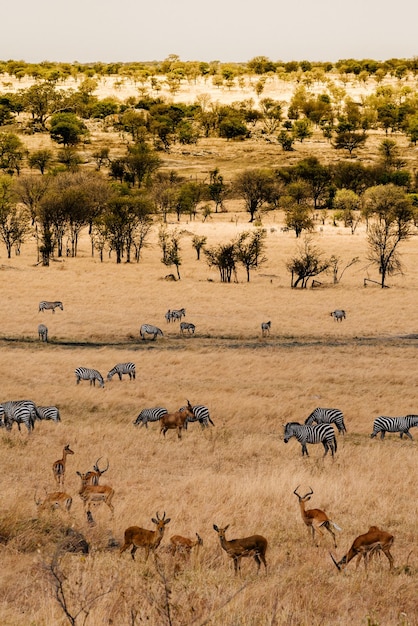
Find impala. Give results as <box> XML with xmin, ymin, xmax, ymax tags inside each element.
<box><xmin>330</xmin><ymin>526</ymin><xmax>394</xmax><ymax>571</ymax></box>
<box><xmin>52</xmin><ymin>444</ymin><xmax>74</xmax><ymax>487</ymax></box>
<box><xmin>77</xmin><ymin>457</ymin><xmax>109</xmax><ymax>487</ymax></box>
<box><xmin>120</xmin><ymin>511</ymin><xmax>171</xmax><ymax>561</ymax></box>
<box><xmin>35</xmin><ymin>490</ymin><xmax>73</xmax><ymax>513</ymax></box>
<box><xmin>293</xmin><ymin>486</ymin><xmax>341</xmax><ymax>548</ymax></box>
<box><xmin>77</xmin><ymin>473</ymin><xmax>115</xmax><ymax>519</ymax></box>
<box><xmin>160</xmin><ymin>401</ymin><xmax>194</xmax><ymax>439</ymax></box>
<box><xmin>213</xmin><ymin>524</ymin><xmax>268</xmax><ymax>575</ymax></box>
<box><xmin>169</xmin><ymin>533</ymin><xmax>203</xmax><ymax>557</ymax></box>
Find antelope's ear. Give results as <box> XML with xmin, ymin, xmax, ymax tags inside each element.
<box><xmin>213</xmin><ymin>524</ymin><xmax>219</xmax><ymax>532</ymax></box>
<box><xmin>76</xmin><ymin>471</ymin><xmax>81</xmax><ymax>477</ymax></box>
<box><xmin>164</xmin><ymin>518</ymin><xmax>171</xmax><ymax>525</ymax></box>
<box><xmin>224</xmin><ymin>524</ymin><xmax>230</xmax><ymax>531</ymax></box>
<box><xmin>152</xmin><ymin>518</ymin><xmax>157</xmax><ymax>524</ymax></box>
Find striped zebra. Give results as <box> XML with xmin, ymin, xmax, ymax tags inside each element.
<box><xmin>284</xmin><ymin>422</ymin><xmax>337</xmax><ymax>457</ymax></box>
<box><xmin>38</xmin><ymin>324</ymin><xmax>48</xmax><ymax>342</ymax></box>
<box><xmin>35</xmin><ymin>406</ymin><xmax>61</xmax><ymax>422</ymax></box>
<box><xmin>133</xmin><ymin>407</ymin><xmax>168</xmax><ymax>428</ymax></box>
<box><xmin>180</xmin><ymin>322</ymin><xmax>195</xmax><ymax>335</ymax></box>
<box><xmin>170</xmin><ymin>308</ymin><xmax>186</xmax><ymax>322</ymax></box>
<box><xmin>330</xmin><ymin>310</ymin><xmax>346</xmax><ymax>322</ymax></box>
<box><xmin>0</xmin><ymin>400</ymin><xmax>40</xmax><ymax>433</ymax></box>
<box><xmin>305</xmin><ymin>407</ymin><xmax>347</xmax><ymax>435</ymax></box>
<box><xmin>179</xmin><ymin>404</ymin><xmax>215</xmax><ymax>429</ymax></box>
<box><xmin>140</xmin><ymin>324</ymin><xmax>164</xmax><ymax>341</ymax></box>
<box><xmin>165</xmin><ymin>310</ymin><xmax>172</xmax><ymax>323</ymax></box>
<box><xmin>370</xmin><ymin>415</ymin><xmax>418</xmax><ymax>440</ymax></box>
<box><xmin>39</xmin><ymin>301</ymin><xmax>63</xmax><ymax>313</ymax></box>
<box><xmin>75</xmin><ymin>367</ymin><xmax>105</xmax><ymax>388</ymax></box>
<box><xmin>261</xmin><ymin>321</ymin><xmax>271</xmax><ymax>336</ymax></box>
<box><xmin>107</xmin><ymin>362</ymin><xmax>136</xmax><ymax>381</ymax></box>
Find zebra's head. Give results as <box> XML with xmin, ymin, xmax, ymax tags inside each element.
<box><xmin>284</xmin><ymin>422</ymin><xmax>299</xmax><ymax>442</ymax></box>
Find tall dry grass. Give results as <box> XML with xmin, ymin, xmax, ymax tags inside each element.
<box><xmin>0</xmin><ymin>212</ymin><xmax>417</xmax><ymax>625</ymax></box>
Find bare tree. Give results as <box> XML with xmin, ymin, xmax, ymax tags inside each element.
<box><xmin>286</xmin><ymin>237</ymin><xmax>330</xmax><ymax>288</ymax></box>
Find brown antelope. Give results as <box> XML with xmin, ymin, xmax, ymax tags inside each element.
<box><xmin>120</xmin><ymin>512</ymin><xmax>171</xmax><ymax>561</ymax></box>
<box><xmin>169</xmin><ymin>533</ymin><xmax>203</xmax><ymax>557</ymax></box>
<box><xmin>77</xmin><ymin>457</ymin><xmax>109</xmax><ymax>487</ymax></box>
<box><xmin>77</xmin><ymin>472</ymin><xmax>115</xmax><ymax>519</ymax></box>
<box><xmin>293</xmin><ymin>486</ymin><xmax>341</xmax><ymax>548</ymax></box>
<box><xmin>52</xmin><ymin>444</ymin><xmax>74</xmax><ymax>487</ymax></box>
<box><xmin>330</xmin><ymin>526</ymin><xmax>394</xmax><ymax>571</ymax></box>
<box><xmin>160</xmin><ymin>401</ymin><xmax>194</xmax><ymax>439</ymax></box>
<box><xmin>213</xmin><ymin>524</ymin><xmax>268</xmax><ymax>575</ymax></box>
<box><xmin>35</xmin><ymin>490</ymin><xmax>73</xmax><ymax>513</ymax></box>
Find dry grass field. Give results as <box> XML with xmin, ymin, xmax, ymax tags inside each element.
<box><xmin>1</xmin><ymin>72</ymin><xmax>418</xmax><ymax>626</ymax></box>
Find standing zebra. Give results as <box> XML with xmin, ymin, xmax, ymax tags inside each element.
<box><xmin>75</xmin><ymin>367</ymin><xmax>105</xmax><ymax>388</ymax></box>
<box><xmin>140</xmin><ymin>324</ymin><xmax>164</xmax><ymax>341</ymax></box>
<box><xmin>180</xmin><ymin>322</ymin><xmax>195</xmax><ymax>335</ymax></box>
<box><xmin>0</xmin><ymin>400</ymin><xmax>40</xmax><ymax>433</ymax></box>
<box><xmin>107</xmin><ymin>362</ymin><xmax>136</xmax><ymax>381</ymax></box>
<box><xmin>170</xmin><ymin>308</ymin><xmax>186</xmax><ymax>322</ymax></box>
<box><xmin>38</xmin><ymin>324</ymin><xmax>48</xmax><ymax>342</ymax></box>
<box><xmin>133</xmin><ymin>407</ymin><xmax>168</xmax><ymax>428</ymax></box>
<box><xmin>165</xmin><ymin>310</ymin><xmax>172</xmax><ymax>323</ymax></box>
<box><xmin>35</xmin><ymin>406</ymin><xmax>61</xmax><ymax>422</ymax></box>
<box><xmin>284</xmin><ymin>422</ymin><xmax>337</xmax><ymax>457</ymax></box>
<box><xmin>179</xmin><ymin>404</ymin><xmax>215</xmax><ymax>429</ymax></box>
<box><xmin>39</xmin><ymin>301</ymin><xmax>63</xmax><ymax>313</ymax></box>
<box><xmin>370</xmin><ymin>415</ymin><xmax>418</xmax><ymax>440</ymax></box>
<box><xmin>305</xmin><ymin>407</ymin><xmax>347</xmax><ymax>435</ymax></box>
<box><xmin>261</xmin><ymin>321</ymin><xmax>271</xmax><ymax>336</ymax></box>
<box><xmin>330</xmin><ymin>310</ymin><xmax>346</xmax><ymax>322</ymax></box>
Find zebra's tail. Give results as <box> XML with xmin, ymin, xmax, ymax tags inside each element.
<box><xmin>208</xmin><ymin>416</ymin><xmax>215</xmax><ymax>426</ymax></box>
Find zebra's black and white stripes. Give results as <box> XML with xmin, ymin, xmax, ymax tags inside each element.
<box><xmin>305</xmin><ymin>407</ymin><xmax>347</xmax><ymax>434</ymax></box>
<box><xmin>261</xmin><ymin>321</ymin><xmax>271</xmax><ymax>336</ymax></box>
<box><xmin>107</xmin><ymin>362</ymin><xmax>136</xmax><ymax>381</ymax></box>
<box><xmin>0</xmin><ymin>400</ymin><xmax>40</xmax><ymax>433</ymax></box>
<box><xmin>284</xmin><ymin>422</ymin><xmax>337</xmax><ymax>457</ymax></box>
<box><xmin>370</xmin><ymin>415</ymin><xmax>418</xmax><ymax>440</ymax></box>
<box><xmin>180</xmin><ymin>322</ymin><xmax>195</xmax><ymax>335</ymax></box>
<box><xmin>35</xmin><ymin>406</ymin><xmax>61</xmax><ymax>422</ymax></box>
<box><xmin>330</xmin><ymin>310</ymin><xmax>346</xmax><ymax>322</ymax></box>
<box><xmin>140</xmin><ymin>324</ymin><xmax>164</xmax><ymax>340</ymax></box>
<box><xmin>179</xmin><ymin>404</ymin><xmax>215</xmax><ymax>429</ymax></box>
<box><xmin>75</xmin><ymin>367</ymin><xmax>105</xmax><ymax>388</ymax></box>
<box><xmin>38</xmin><ymin>324</ymin><xmax>48</xmax><ymax>342</ymax></box>
<box><xmin>39</xmin><ymin>301</ymin><xmax>63</xmax><ymax>313</ymax></box>
<box><xmin>133</xmin><ymin>407</ymin><xmax>168</xmax><ymax>428</ymax></box>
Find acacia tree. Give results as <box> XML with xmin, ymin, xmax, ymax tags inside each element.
<box><xmin>234</xmin><ymin>229</ymin><xmax>267</xmax><ymax>281</ymax></box>
<box><xmin>0</xmin><ymin>175</ymin><xmax>30</xmax><ymax>257</ymax></box>
<box><xmin>363</xmin><ymin>184</ymin><xmax>415</xmax><ymax>287</ymax></box>
<box><xmin>234</xmin><ymin>169</ymin><xmax>273</xmax><ymax>222</ymax></box>
<box><xmin>286</xmin><ymin>237</ymin><xmax>330</xmax><ymax>288</ymax></box>
<box><xmin>204</xmin><ymin>242</ymin><xmax>236</xmax><ymax>282</ymax></box>
<box><xmin>158</xmin><ymin>226</ymin><xmax>182</xmax><ymax>279</ymax></box>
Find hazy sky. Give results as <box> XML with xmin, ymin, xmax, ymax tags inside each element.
<box><xmin>2</xmin><ymin>0</ymin><xmax>417</xmax><ymax>64</ymax></box>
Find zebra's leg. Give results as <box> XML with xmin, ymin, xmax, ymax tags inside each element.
<box><xmin>322</xmin><ymin>441</ymin><xmax>329</xmax><ymax>457</ymax></box>
<box><xmin>403</xmin><ymin>429</ymin><xmax>413</xmax><ymax>440</ymax></box>
<box><xmin>301</xmin><ymin>444</ymin><xmax>308</xmax><ymax>456</ymax></box>
<box><xmin>118</xmin><ymin>372</ymin><xmax>123</xmax><ymax>381</ymax></box>
<box><xmin>380</xmin><ymin>431</ymin><xmax>386</xmax><ymax>440</ymax></box>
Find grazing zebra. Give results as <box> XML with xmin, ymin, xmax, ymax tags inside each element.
<box><xmin>35</xmin><ymin>406</ymin><xmax>61</xmax><ymax>422</ymax></box>
<box><xmin>107</xmin><ymin>362</ymin><xmax>136</xmax><ymax>381</ymax></box>
<box><xmin>38</xmin><ymin>324</ymin><xmax>48</xmax><ymax>342</ymax></box>
<box><xmin>305</xmin><ymin>407</ymin><xmax>347</xmax><ymax>435</ymax></box>
<box><xmin>370</xmin><ymin>415</ymin><xmax>418</xmax><ymax>440</ymax></box>
<box><xmin>179</xmin><ymin>404</ymin><xmax>215</xmax><ymax>429</ymax></box>
<box><xmin>261</xmin><ymin>321</ymin><xmax>271</xmax><ymax>336</ymax></box>
<box><xmin>140</xmin><ymin>324</ymin><xmax>164</xmax><ymax>341</ymax></box>
<box><xmin>0</xmin><ymin>400</ymin><xmax>40</xmax><ymax>433</ymax></box>
<box><xmin>284</xmin><ymin>422</ymin><xmax>337</xmax><ymax>457</ymax></box>
<box><xmin>180</xmin><ymin>322</ymin><xmax>195</xmax><ymax>335</ymax></box>
<box><xmin>39</xmin><ymin>301</ymin><xmax>63</xmax><ymax>313</ymax></box>
<box><xmin>165</xmin><ymin>310</ymin><xmax>172</xmax><ymax>323</ymax></box>
<box><xmin>133</xmin><ymin>407</ymin><xmax>168</xmax><ymax>428</ymax></box>
<box><xmin>75</xmin><ymin>367</ymin><xmax>105</xmax><ymax>388</ymax></box>
<box><xmin>170</xmin><ymin>308</ymin><xmax>186</xmax><ymax>322</ymax></box>
<box><xmin>330</xmin><ymin>310</ymin><xmax>346</xmax><ymax>322</ymax></box>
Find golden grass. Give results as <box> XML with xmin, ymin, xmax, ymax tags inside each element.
<box><xmin>0</xmin><ymin>214</ymin><xmax>417</xmax><ymax>625</ymax></box>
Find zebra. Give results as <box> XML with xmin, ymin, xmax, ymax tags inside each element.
<box><xmin>38</xmin><ymin>324</ymin><xmax>48</xmax><ymax>342</ymax></box>
<box><xmin>370</xmin><ymin>415</ymin><xmax>418</xmax><ymax>440</ymax></box>
<box><xmin>0</xmin><ymin>400</ymin><xmax>40</xmax><ymax>433</ymax></box>
<box><xmin>75</xmin><ymin>367</ymin><xmax>105</xmax><ymax>388</ymax></box>
<box><xmin>330</xmin><ymin>310</ymin><xmax>346</xmax><ymax>322</ymax></box>
<box><xmin>261</xmin><ymin>321</ymin><xmax>271</xmax><ymax>336</ymax></box>
<box><xmin>305</xmin><ymin>407</ymin><xmax>347</xmax><ymax>435</ymax></box>
<box><xmin>35</xmin><ymin>406</ymin><xmax>61</xmax><ymax>422</ymax></box>
<box><xmin>284</xmin><ymin>422</ymin><xmax>337</xmax><ymax>457</ymax></box>
<box><xmin>170</xmin><ymin>308</ymin><xmax>186</xmax><ymax>322</ymax></box>
<box><xmin>133</xmin><ymin>407</ymin><xmax>168</xmax><ymax>428</ymax></box>
<box><xmin>107</xmin><ymin>362</ymin><xmax>136</xmax><ymax>381</ymax></box>
<box><xmin>179</xmin><ymin>404</ymin><xmax>215</xmax><ymax>429</ymax></box>
<box><xmin>165</xmin><ymin>310</ymin><xmax>172</xmax><ymax>323</ymax></box>
<box><xmin>180</xmin><ymin>322</ymin><xmax>195</xmax><ymax>335</ymax></box>
<box><xmin>140</xmin><ymin>324</ymin><xmax>164</xmax><ymax>341</ymax></box>
<box><xmin>39</xmin><ymin>301</ymin><xmax>63</xmax><ymax>313</ymax></box>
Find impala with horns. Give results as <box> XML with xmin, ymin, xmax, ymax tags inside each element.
<box><xmin>77</xmin><ymin>457</ymin><xmax>109</xmax><ymax>487</ymax></box>
<box><xmin>330</xmin><ymin>526</ymin><xmax>394</xmax><ymax>571</ymax></box>
<box><xmin>35</xmin><ymin>489</ymin><xmax>72</xmax><ymax>513</ymax></box>
<box><xmin>160</xmin><ymin>401</ymin><xmax>194</xmax><ymax>439</ymax></box>
<box><xmin>120</xmin><ymin>512</ymin><xmax>171</xmax><ymax>561</ymax></box>
<box><xmin>169</xmin><ymin>533</ymin><xmax>203</xmax><ymax>557</ymax></box>
<box><xmin>77</xmin><ymin>473</ymin><xmax>115</xmax><ymax>519</ymax></box>
<box><xmin>293</xmin><ymin>486</ymin><xmax>341</xmax><ymax>548</ymax></box>
<box><xmin>52</xmin><ymin>444</ymin><xmax>74</xmax><ymax>487</ymax></box>
<box><xmin>213</xmin><ymin>524</ymin><xmax>268</xmax><ymax>575</ymax></box>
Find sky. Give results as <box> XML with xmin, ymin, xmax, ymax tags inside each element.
<box><xmin>2</xmin><ymin>0</ymin><xmax>418</xmax><ymax>64</ymax></box>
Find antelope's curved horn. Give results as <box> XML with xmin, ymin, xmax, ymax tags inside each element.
<box><xmin>329</xmin><ymin>552</ymin><xmax>341</xmax><ymax>571</ymax></box>
<box><xmin>293</xmin><ymin>485</ymin><xmax>301</xmax><ymax>497</ymax></box>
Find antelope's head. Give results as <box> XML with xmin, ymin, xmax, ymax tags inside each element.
<box><xmin>293</xmin><ymin>485</ymin><xmax>313</xmax><ymax>503</ymax></box>
<box><xmin>64</xmin><ymin>445</ymin><xmax>74</xmax><ymax>456</ymax></box>
<box><xmin>151</xmin><ymin>511</ymin><xmax>171</xmax><ymax>536</ymax></box>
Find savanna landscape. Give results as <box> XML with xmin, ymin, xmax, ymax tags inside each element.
<box><xmin>0</xmin><ymin>57</ymin><xmax>418</xmax><ymax>626</ymax></box>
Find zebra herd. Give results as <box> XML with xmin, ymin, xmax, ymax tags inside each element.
<box><xmin>0</xmin><ymin>400</ymin><xmax>60</xmax><ymax>433</ymax></box>
<box><xmin>75</xmin><ymin>363</ymin><xmax>136</xmax><ymax>388</ymax></box>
